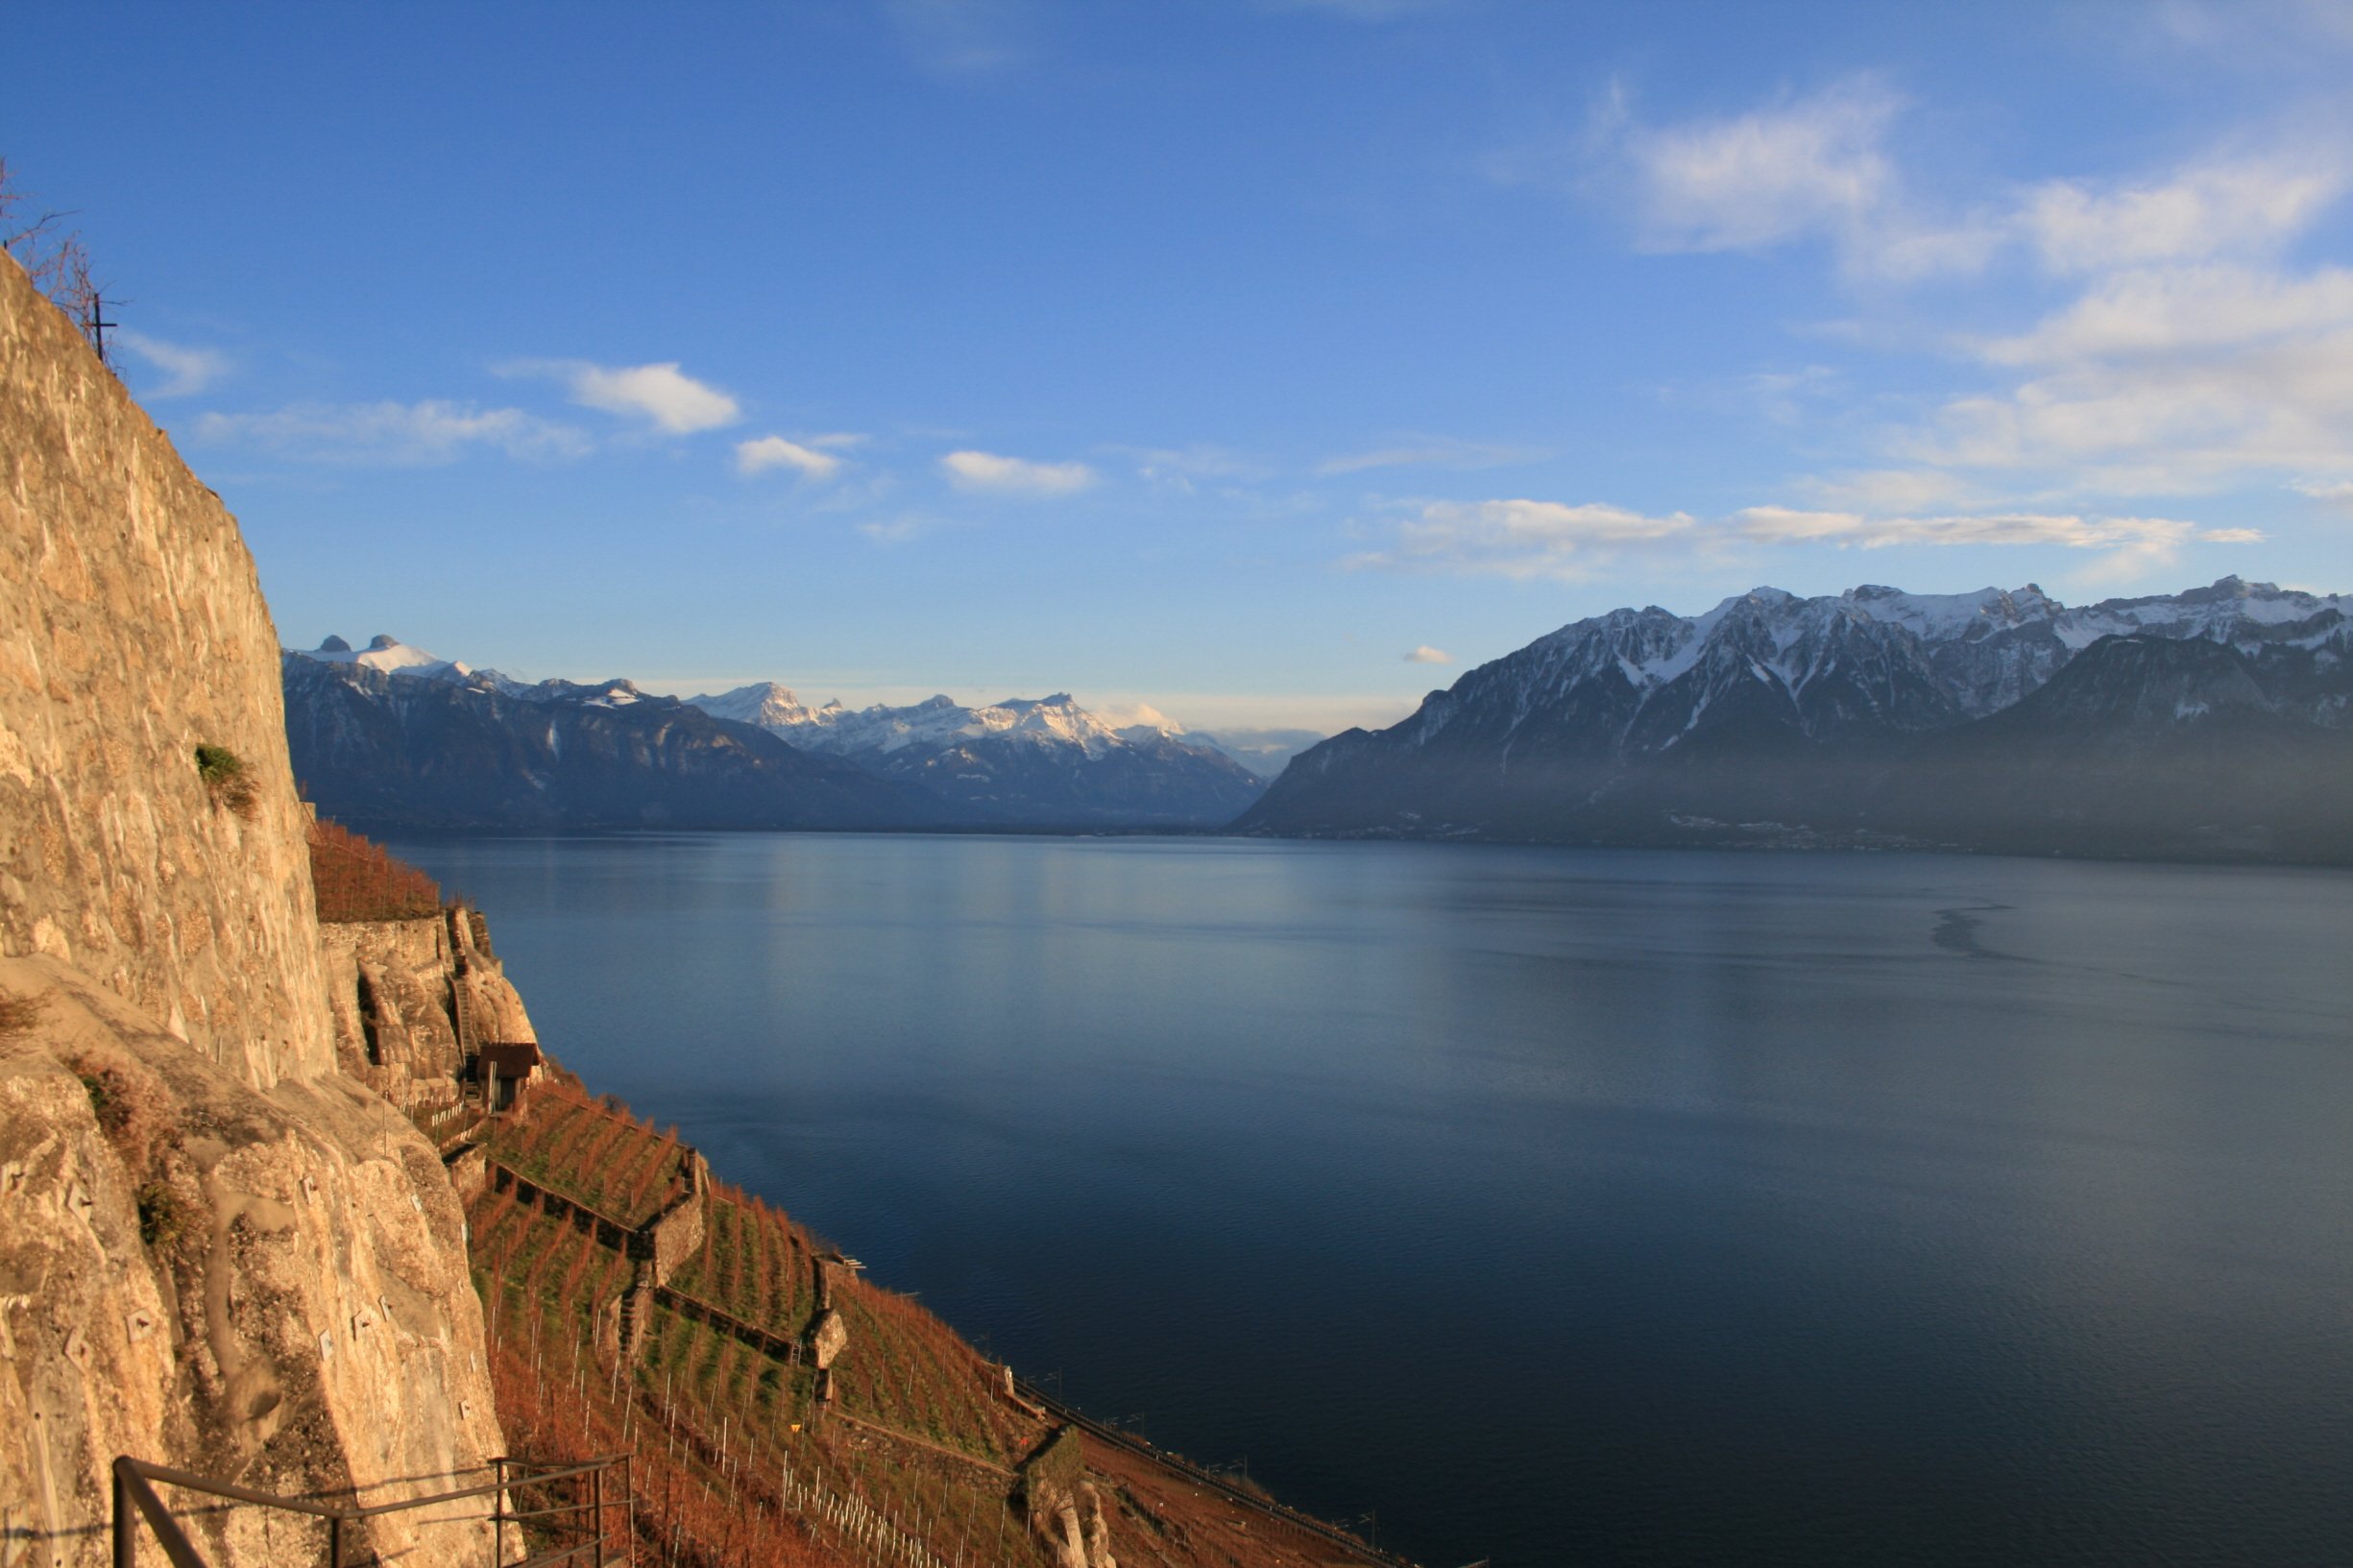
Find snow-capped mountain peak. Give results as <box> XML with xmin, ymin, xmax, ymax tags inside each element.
<box><xmin>687</xmin><ymin>681</ymin><xmax>827</xmax><ymax>731</ymax></box>
<box><xmin>675</xmin><ymin>683</ymin><xmax>1262</xmax><ymax>822</ymax></box>
<box><xmin>297</xmin><ymin>633</ymin><xmax>472</xmax><ymax>681</ymax></box>
<box><xmin>1239</xmin><ymin>573</ymin><xmax>2353</xmax><ymax>856</ymax></box>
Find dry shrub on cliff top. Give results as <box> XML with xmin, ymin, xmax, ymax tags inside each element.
<box><xmin>1</xmin><ymin>155</ymin><xmax>110</xmax><ymax>363</ymax></box>
<box><xmin>309</xmin><ymin>816</ymin><xmax>444</xmax><ymax>922</ymax></box>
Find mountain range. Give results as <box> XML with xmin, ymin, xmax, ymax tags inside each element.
<box><xmin>683</xmin><ymin>682</ymin><xmax>1264</xmax><ymax>825</ymax></box>
<box><xmin>282</xmin><ymin>639</ymin><xmax>1266</xmax><ymax>832</ymax></box>
<box><xmin>1237</xmin><ymin>576</ymin><xmax>2353</xmax><ymax>862</ymax></box>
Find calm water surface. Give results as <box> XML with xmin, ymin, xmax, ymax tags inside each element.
<box><xmin>393</xmin><ymin>834</ymin><xmax>2353</xmax><ymax>1567</ymax></box>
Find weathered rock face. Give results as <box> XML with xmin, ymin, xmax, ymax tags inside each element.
<box><xmin>1018</xmin><ymin>1427</ymin><xmax>1115</xmax><ymax>1568</ymax></box>
<box><xmin>319</xmin><ymin>906</ymin><xmax>537</xmax><ymax>1114</ymax></box>
<box><xmin>0</xmin><ymin>255</ymin><xmax>330</xmax><ymax>1089</ymax></box>
<box><xmin>0</xmin><ymin>253</ymin><xmax>505</xmax><ymax>1567</ymax></box>
<box><xmin>0</xmin><ymin>958</ymin><xmax>507</xmax><ymax>1568</ymax></box>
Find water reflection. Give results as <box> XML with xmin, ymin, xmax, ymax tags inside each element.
<box><xmin>395</xmin><ymin>834</ymin><xmax>2353</xmax><ymax>1566</ymax></box>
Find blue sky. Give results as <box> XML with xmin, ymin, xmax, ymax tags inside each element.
<box><xmin>9</xmin><ymin>0</ymin><xmax>2353</xmax><ymax>733</ymax></box>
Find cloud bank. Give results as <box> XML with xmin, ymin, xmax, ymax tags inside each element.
<box><xmin>194</xmin><ymin>400</ymin><xmax>590</xmax><ymax>465</ymax></box>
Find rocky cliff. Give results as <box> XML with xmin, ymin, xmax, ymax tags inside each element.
<box><xmin>0</xmin><ymin>261</ymin><xmax>331</xmax><ymax>1089</ymax></box>
<box><xmin>0</xmin><ymin>251</ymin><xmax>504</xmax><ymax>1566</ymax></box>
<box><xmin>319</xmin><ymin>905</ymin><xmax>537</xmax><ymax>1120</ymax></box>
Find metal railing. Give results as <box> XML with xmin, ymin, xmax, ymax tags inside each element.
<box><xmin>111</xmin><ymin>1451</ymin><xmax>632</xmax><ymax>1568</ymax></box>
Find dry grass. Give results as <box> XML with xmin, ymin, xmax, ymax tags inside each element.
<box><xmin>66</xmin><ymin>1052</ymin><xmax>182</xmax><ymax>1180</ymax></box>
<box><xmin>309</xmin><ymin>817</ymin><xmax>443</xmax><ymax>922</ymax></box>
<box><xmin>0</xmin><ymin>989</ymin><xmax>45</xmax><ymax>1042</ymax></box>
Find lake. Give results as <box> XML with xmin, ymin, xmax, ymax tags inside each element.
<box><xmin>391</xmin><ymin>833</ymin><xmax>2353</xmax><ymax>1566</ymax></box>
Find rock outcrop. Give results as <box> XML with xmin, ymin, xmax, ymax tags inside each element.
<box><xmin>0</xmin><ymin>251</ymin><xmax>504</xmax><ymax>1566</ymax></box>
<box><xmin>320</xmin><ymin>905</ymin><xmax>537</xmax><ymax>1120</ymax></box>
<box><xmin>1021</xmin><ymin>1429</ymin><xmax>1115</xmax><ymax>1568</ymax></box>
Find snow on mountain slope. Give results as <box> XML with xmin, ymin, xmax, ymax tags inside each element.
<box><xmin>688</xmin><ymin>687</ymin><xmax>1193</xmax><ymax>760</ymax></box>
<box><xmin>280</xmin><ymin>650</ymin><xmax>943</xmax><ymax>832</ymax></box>
<box><xmin>1239</xmin><ymin>575</ymin><xmax>2353</xmax><ymax>851</ymax></box>
<box><xmin>1393</xmin><ymin>575</ymin><xmax>2346</xmax><ymax>757</ymax></box>
<box><xmin>683</xmin><ymin>680</ymin><xmax>830</xmax><ymax>732</ymax></box>
<box><xmin>289</xmin><ymin>637</ymin><xmax>667</xmax><ymax>709</ymax></box>
<box><xmin>301</xmin><ymin>632</ymin><xmax>473</xmax><ymax>680</ymax></box>
<box><xmin>683</xmin><ymin>686</ymin><xmax>1263</xmax><ymax>824</ymax></box>
<box><xmin>283</xmin><ymin>643</ymin><xmax>1262</xmax><ymax>826</ymax></box>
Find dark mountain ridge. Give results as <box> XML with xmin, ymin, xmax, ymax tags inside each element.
<box><xmin>1238</xmin><ymin>578</ymin><xmax>2353</xmax><ymax>862</ymax></box>
<box><xmin>283</xmin><ymin>655</ymin><xmax>946</xmax><ymax>832</ymax></box>
<box><xmin>283</xmin><ymin>641</ymin><xmax>1265</xmax><ymax>832</ymax></box>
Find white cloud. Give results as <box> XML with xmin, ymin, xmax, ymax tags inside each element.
<box><xmin>1740</xmin><ymin>148</ymin><xmax>2353</xmax><ymax>499</ymax></box>
<box><xmin>1403</xmin><ymin>645</ymin><xmax>1453</xmax><ymax>663</ymax></box>
<box><xmin>568</xmin><ymin>362</ymin><xmax>739</xmax><ymax>432</ymax></box>
<box><xmin>504</xmin><ymin>359</ymin><xmax>739</xmax><ymax>433</ymax></box>
<box><xmin>1532</xmin><ymin>72</ymin><xmax>2353</xmax><ymax>518</ymax></box>
<box><xmin>1734</xmin><ymin>505</ymin><xmax>2240</xmax><ymax>550</ymax></box>
<box><xmin>940</xmin><ymin>449</ymin><xmax>1096</xmax><ymax>495</ymax></box>
<box><xmin>192</xmin><ymin>401</ymin><xmax>590</xmax><ymax>465</ymax></box>
<box><xmin>737</xmin><ymin>434</ymin><xmax>855</xmax><ymax>479</ymax></box>
<box><xmin>1348</xmin><ymin>497</ymin><xmax>1696</xmax><ymax>580</ymax></box>
<box><xmin>1981</xmin><ymin>264</ymin><xmax>2353</xmax><ymax>366</ymax></box>
<box><xmin>1349</xmin><ymin>491</ymin><xmax>2264</xmax><ymax>584</ymax></box>
<box><xmin>1586</xmin><ymin>77</ymin><xmax>2002</xmax><ymax>280</ymax></box>
<box><xmin>1316</xmin><ymin>436</ymin><xmax>1550</xmax><ymax>475</ymax></box>
<box><xmin>1622</xmin><ymin>78</ymin><xmax>1899</xmax><ymax>253</ymax></box>
<box><xmin>1917</xmin><ymin>267</ymin><xmax>2353</xmax><ymax>492</ymax></box>
<box><xmin>2021</xmin><ymin>155</ymin><xmax>2346</xmax><ymax>275</ymax></box>
<box><xmin>1734</xmin><ymin>505</ymin><xmax>2260</xmax><ymax>578</ymax></box>
<box><xmin>1584</xmin><ymin>86</ymin><xmax>2347</xmax><ymax>293</ymax></box>
<box><xmin>113</xmin><ymin>328</ymin><xmax>230</xmax><ymax>398</ymax></box>
<box><xmin>2294</xmin><ymin>478</ymin><xmax>2353</xmax><ymax>503</ymax></box>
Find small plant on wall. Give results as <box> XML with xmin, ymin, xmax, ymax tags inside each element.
<box><xmin>194</xmin><ymin>742</ymin><xmax>258</xmax><ymax>818</ymax></box>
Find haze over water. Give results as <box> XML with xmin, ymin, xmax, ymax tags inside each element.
<box><xmin>396</xmin><ymin>834</ymin><xmax>2353</xmax><ymax>1566</ymax></box>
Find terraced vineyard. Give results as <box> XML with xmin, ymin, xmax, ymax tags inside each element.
<box><xmin>831</xmin><ymin>1281</ymin><xmax>1034</xmax><ymax>1468</ymax></box>
<box><xmin>468</xmin><ymin>1168</ymin><xmax>1036</xmax><ymax>1566</ymax></box>
<box><xmin>666</xmin><ymin>1186</ymin><xmax>819</xmax><ymax>1336</ymax></box>
<box><xmin>466</xmin><ymin>1081</ymin><xmax>1390</xmax><ymax>1568</ymax></box>
<box><xmin>486</xmin><ymin>1084</ymin><xmax>694</xmax><ymax>1227</ymax></box>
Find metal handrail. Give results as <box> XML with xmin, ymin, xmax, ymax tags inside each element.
<box><xmin>111</xmin><ymin>1451</ymin><xmax>632</xmax><ymax>1568</ymax></box>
